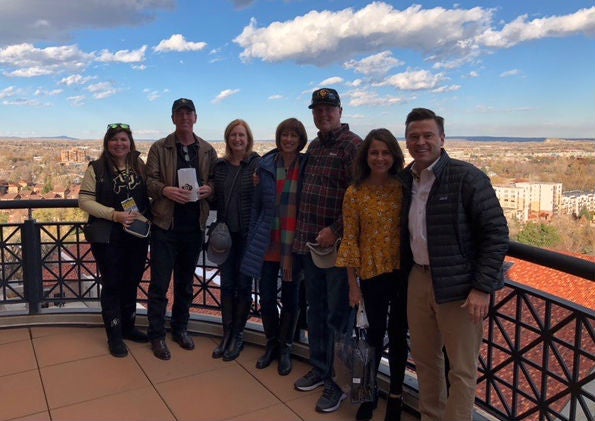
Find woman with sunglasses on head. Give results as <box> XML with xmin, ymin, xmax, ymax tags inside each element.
<box><xmin>336</xmin><ymin>128</ymin><xmax>408</xmax><ymax>421</ymax></box>
<box><xmin>210</xmin><ymin>119</ymin><xmax>261</xmax><ymax>362</ymax></box>
<box><xmin>79</xmin><ymin>123</ymin><xmax>151</xmax><ymax>358</ymax></box>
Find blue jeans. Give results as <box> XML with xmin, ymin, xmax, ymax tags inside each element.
<box><xmin>147</xmin><ymin>226</ymin><xmax>202</xmax><ymax>340</ymax></box>
<box><xmin>300</xmin><ymin>253</ymin><xmax>350</xmax><ymax>381</ymax></box>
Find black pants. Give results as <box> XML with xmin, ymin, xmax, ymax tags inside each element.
<box><xmin>91</xmin><ymin>230</ymin><xmax>148</xmax><ymax>330</ymax></box>
<box><xmin>220</xmin><ymin>231</ymin><xmax>252</xmax><ymax>299</ymax></box>
<box><xmin>147</xmin><ymin>226</ymin><xmax>202</xmax><ymax>340</ymax></box>
<box><xmin>360</xmin><ymin>270</ymin><xmax>408</xmax><ymax>395</ymax></box>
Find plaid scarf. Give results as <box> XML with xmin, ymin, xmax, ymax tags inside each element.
<box><xmin>265</xmin><ymin>155</ymin><xmax>299</xmax><ymax>262</ymax></box>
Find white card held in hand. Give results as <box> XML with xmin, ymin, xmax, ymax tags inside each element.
<box><xmin>177</xmin><ymin>168</ymin><xmax>199</xmax><ymax>201</ymax></box>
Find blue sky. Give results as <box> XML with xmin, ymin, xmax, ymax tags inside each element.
<box><xmin>0</xmin><ymin>0</ymin><xmax>594</xmax><ymax>141</ymax></box>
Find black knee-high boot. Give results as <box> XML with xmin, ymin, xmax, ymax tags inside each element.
<box><xmin>255</xmin><ymin>298</ymin><xmax>280</xmax><ymax>369</ymax></box>
<box><xmin>277</xmin><ymin>309</ymin><xmax>300</xmax><ymax>375</ymax></box>
<box><xmin>121</xmin><ymin>309</ymin><xmax>148</xmax><ymax>343</ymax></box>
<box><xmin>223</xmin><ymin>295</ymin><xmax>252</xmax><ymax>361</ymax></box>
<box><xmin>213</xmin><ymin>294</ymin><xmax>234</xmax><ymax>358</ymax></box>
<box><xmin>103</xmin><ymin>312</ymin><xmax>127</xmax><ymax>358</ymax></box>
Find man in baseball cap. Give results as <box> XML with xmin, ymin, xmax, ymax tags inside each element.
<box><xmin>293</xmin><ymin>87</ymin><xmax>361</xmax><ymax>413</ymax></box>
<box><xmin>308</xmin><ymin>88</ymin><xmax>341</xmax><ymax>109</ymax></box>
<box><xmin>171</xmin><ymin>98</ymin><xmax>196</xmax><ymax>114</ymax></box>
<box><xmin>145</xmin><ymin>97</ymin><xmax>217</xmax><ymax>360</ymax></box>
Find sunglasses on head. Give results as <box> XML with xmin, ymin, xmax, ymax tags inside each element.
<box><xmin>107</xmin><ymin>123</ymin><xmax>130</xmax><ymax>130</ymax></box>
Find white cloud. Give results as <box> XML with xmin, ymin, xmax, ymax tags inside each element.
<box><xmin>144</xmin><ymin>88</ymin><xmax>168</xmax><ymax>101</ymax></box>
<box><xmin>234</xmin><ymin>3</ymin><xmax>595</xmax><ymax>72</ymax></box>
<box><xmin>348</xmin><ymin>89</ymin><xmax>405</xmax><ymax>107</ymax></box>
<box><xmin>154</xmin><ymin>34</ymin><xmax>207</xmax><ymax>53</ymax></box>
<box><xmin>477</xmin><ymin>7</ymin><xmax>595</xmax><ymax>49</ymax></box>
<box><xmin>59</xmin><ymin>74</ymin><xmax>95</xmax><ymax>86</ymax></box>
<box><xmin>5</xmin><ymin>67</ymin><xmax>54</xmax><ymax>77</ymax></box>
<box><xmin>2</xmin><ymin>98</ymin><xmax>46</xmax><ymax>107</ymax></box>
<box><xmin>268</xmin><ymin>94</ymin><xmax>283</xmax><ymax>100</ymax></box>
<box><xmin>319</xmin><ymin>76</ymin><xmax>344</xmax><ymax>86</ymax></box>
<box><xmin>468</xmin><ymin>71</ymin><xmax>479</xmax><ymax>78</ymax></box>
<box><xmin>377</xmin><ymin>70</ymin><xmax>446</xmax><ymax>91</ymax></box>
<box><xmin>234</xmin><ymin>3</ymin><xmax>492</xmax><ymax>65</ymax></box>
<box><xmin>0</xmin><ymin>0</ymin><xmax>175</xmax><ymax>46</ymax></box>
<box><xmin>344</xmin><ymin>51</ymin><xmax>403</xmax><ymax>77</ymax></box>
<box><xmin>212</xmin><ymin>89</ymin><xmax>240</xmax><ymax>104</ymax></box>
<box><xmin>500</xmin><ymin>69</ymin><xmax>521</xmax><ymax>78</ymax></box>
<box><xmin>0</xmin><ymin>43</ymin><xmax>92</xmax><ymax>77</ymax></box>
<box><xmin>96</xmin><ymin>46</ymin><xmax>147</xmax><ymax>63</ymax></box>
<box><xmin>0</xmin><ymin>86</ymin><xmax>19</xmax><ymax>99</ymax></box>
<box><xmin>67</xmin><ymin>95</ymin><xmax>85</xmax><ymax>106</ymax></box>
<box><xmin>87</xmin><ymin>81</ymin><xmax>117</xmax><ymax>99</ymax></box>
<box><xmin>431</xmin><ymin>85</ymin><xmax>461</xmax><ymax>93</ymax></box>
<box><xmin>34</xmin><ymin>88</ymin><xmax>63</xmax><ymax>96</ymax></box>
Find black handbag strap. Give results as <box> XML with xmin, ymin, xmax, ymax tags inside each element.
<box><xmin>222</xmin><ymin>164</ymin><xmax>241</xmax><ymax>221</ymax></box>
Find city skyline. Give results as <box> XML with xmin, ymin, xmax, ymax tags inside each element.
<box><xmin>0</xmin><ymin>0</ymin><xmax>594</xmax><ymax>141</ymax></box>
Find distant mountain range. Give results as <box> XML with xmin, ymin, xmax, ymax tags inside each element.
<box><xmin>449</xmin><ymin>136</ymin><xmax>594</xmax><ymax>143</ymax></box>
<box><xmin>0</xmin><ymin>135</ymin><xmax>593</xmax><ymax>143</ymax></box>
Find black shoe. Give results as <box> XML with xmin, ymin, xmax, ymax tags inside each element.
<box><xmin>151</xmin><ymin>338</ymin><xmax>171</xmax><ymax>360</ymax></box>
<box><xmin>277</xmin><ymin>346</ymin><xmax>292</xmax><ymax>376</ymax></box>
<box><xmin>356</xmin><ymin>400</ymin><xmax>378</xmax><ymax>421</ymax></box>
<box><xmin>256</xmin><ymin>340</ymin><xmax>278</xmax><ymax>369</ymax></box>
<box><xmin>315</xmin><ymin>381</ymin><xmax>347</xmax><ymax>413</ymax></box>
<box><xmin>384</xmin><ymin>395</ymin><xmax>403</xmax><ymax>421</ymax></box>
<box><xmin>108</xmin><ymin>340</ymin><xmax>128</xmax><ymax>358</ymax></box>
<box><xmin>212</xmin><ymin>331</ymin><xmax>231</xmax><ymax>359</ymax></box>
<box><xmin>123</xmin><ymin>328</ymin><xmax>149</xmax><ymax>343</ymax></box>
<box><xmin>172</xmin><ymin>331</ymin><xmax>195</xmax><ymax>350</ymax></box>
<box><xmin>294</xmin><ymin>369</ymin><xmax>324</xmax><ymax>391</ymax></box>
<box><xmin>222</xmin><ymin>334</ymin><xmax>244</xmax><ymax>361</ymax></box>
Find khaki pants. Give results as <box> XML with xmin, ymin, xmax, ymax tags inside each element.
<box><xmin>407</xmin><ymin>265</ymin><xmax>483</xmax><ymax>421</ymax></box>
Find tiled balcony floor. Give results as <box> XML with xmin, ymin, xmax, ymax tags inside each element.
<box><xmin>0</xmin><ymin>326</ymin><xmax>417</xmax><ymax>421</ymax></box>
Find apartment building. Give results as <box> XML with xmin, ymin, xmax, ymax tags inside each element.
<box><xmin>562</xmin><ymin>190</ymin><xmax>595</xmax><ymax>216</ymax></box>
<box><xmin>495</xmin><ymin>182</ymin><xmax>563</xmax><ymax>221</ymax></box>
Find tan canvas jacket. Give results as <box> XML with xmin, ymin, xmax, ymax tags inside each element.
<box><xmin>146</xmin><ymin>132</ymin><xmax>217</xmax><ymax>230</ymax></box>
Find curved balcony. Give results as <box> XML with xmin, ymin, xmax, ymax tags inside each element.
<box><xmin>0</xmin><ymin>199</ymin><xmax>593</xmax><ymax>421</ymax></box>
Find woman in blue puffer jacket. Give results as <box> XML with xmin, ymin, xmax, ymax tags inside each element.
<box><xmin>241</xmin><ymin>118</ymin><xmax>308</xmax><ymax>375</ymax></box>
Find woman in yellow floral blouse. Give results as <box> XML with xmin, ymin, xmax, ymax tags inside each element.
<box><xmin>336</xmin><ymin>128</ymin><xmax>407</xmax><ymax>421</ymax></box>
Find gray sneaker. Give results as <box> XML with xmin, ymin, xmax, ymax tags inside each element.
<box><xmin>315</xmin><ymin>381</ymin><xmax>347</xmax><ymax>413</ymax></box>
<box><xmin>294</xmin><ymin>369</ymin><xmax>324</xmax><ymax>391</ymax></box>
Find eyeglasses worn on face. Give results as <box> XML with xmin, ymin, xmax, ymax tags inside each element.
<box><xmin>107</xmin><ymin>123</ymin><xmax>130</xmax><ymax>130</ymax></box>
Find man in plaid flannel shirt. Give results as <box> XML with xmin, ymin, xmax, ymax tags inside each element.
<box><xmin>293</xmin><ymin>88</ymin><xmax>362</xmax><ymax>413</ymax></box>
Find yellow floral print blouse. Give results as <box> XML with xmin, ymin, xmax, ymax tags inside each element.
<box><xmin>336</xmin><ymin>178</ymin><xmax>402</xmax><ymax>280</ymax></box>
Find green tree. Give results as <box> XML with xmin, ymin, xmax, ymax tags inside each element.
<box><xmin>578</xmin><ymin>206</ymin><xmax>592</xmax><ymax>221</ymax></box>
<box><xmin>516</xmin><ymin>222</ymin><xmax>562</xmax><ymax>249</ymax></box>
<box><xmin>42</xmin><ymin>175</ymin><xmax>53</xmax><ymax>194</ymax></box>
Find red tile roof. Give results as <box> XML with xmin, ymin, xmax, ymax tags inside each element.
<box><xmin>506</xmin><ymin>253</ymin><xmax>595</xmax><ymax>310</ymax></box>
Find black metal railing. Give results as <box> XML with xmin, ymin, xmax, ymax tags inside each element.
<box><xmin>1</xmin><ymin>199</ymin><xmax>594</xmax><ymax>421</ymax></box>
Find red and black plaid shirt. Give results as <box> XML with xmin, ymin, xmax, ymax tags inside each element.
<box><xmin>293</xmin><ymin>123</ymin><xmax>362</xmax><ymax>254</ymax></box>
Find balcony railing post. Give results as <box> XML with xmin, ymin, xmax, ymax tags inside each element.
<box><xmin>21</xmin><ymin>217</ymin><xmax>43</xmax><ymax>314</ymax></box>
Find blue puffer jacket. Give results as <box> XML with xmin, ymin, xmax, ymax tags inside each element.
<box><xmin>240</xmin><ymin>150</ymin><xmax>307</xmax><ymax>278</ymax></box>
<box><xmin>399</xmin><ymin>151</ymin><xmax>509</xmax><ymax>303</ymax></box>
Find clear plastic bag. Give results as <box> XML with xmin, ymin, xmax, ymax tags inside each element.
<box><xmin>334</xmin><ymin>303</ymin><xmax>376</xmax><ymax>403</ymax></box>
<box><xmin>350</xmin><ymin>328</ymin><xmax>376</xmax><ymax>403</ymax></box>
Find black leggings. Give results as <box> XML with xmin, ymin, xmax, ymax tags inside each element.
<box><xmin>360</xmin><ymin>270</ymin><xmax>408</xmax><ymax>395</ymax></box>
